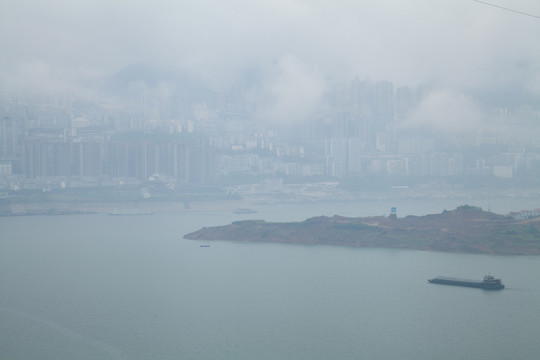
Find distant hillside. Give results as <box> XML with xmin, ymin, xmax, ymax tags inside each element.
<box><xmin>184</xmin><ymin>205</ymin><xmax>540</xmax><ymax>255</ymax></box>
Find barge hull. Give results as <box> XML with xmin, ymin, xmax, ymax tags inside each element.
<box><xmin>428</xmin><ymin>275</ymin><xmax>504</xmax><ymax>290</ymax></box>
<box><xmin>429</xmin><ymin>278</ymin><xmax>483</xmax><ymax>288</ymax></box>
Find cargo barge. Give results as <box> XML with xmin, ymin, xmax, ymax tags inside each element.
<box><xmin>108</xmin><ymin>209</ymin><xmax>153</xmax><ymax>215</ymax></box>
<box><xmin>428</xmin><ymin>274</ymin><xmax>504</xmax><ymax>290</ymax></box>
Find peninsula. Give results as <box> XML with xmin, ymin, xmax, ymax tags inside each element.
<box><xmin>184</xmin><ymin>205</ymin><xmax>540</xmax><ymax>255</ymax></box>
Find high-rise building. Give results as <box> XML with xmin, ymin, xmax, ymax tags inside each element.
<box><xmin>0</xmin><ymin>116</ymin><xmax>22</xmax><ymax>174</ymax></box>
<box><xmin>373</xmin><ymin>81</ymin><xmax>395</xmax><ymax>126</ymax></box>
<box><xmin>395</xmin><ymin>86</ymin><xmax>416</xmax><ymax>122</ymax></box>
<box><xmin>1</xmin><ymin>117</ymin><xmax>18</xmax><ymax>157</ymax></box>
<box><xmin>350</xmin><ymin>78</ymin><xmax>373</xmax><ymax>117</ymax></box>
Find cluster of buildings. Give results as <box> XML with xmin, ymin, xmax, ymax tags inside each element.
<box><xmin>21</xmin><ymin>129</ymin><xmax>214</xmax><ymax>183</ymax></box>
<box><xmin>1</xmin><ymin>77</ymin><xmax>539</xmax><ymax>196</ymax></box>
<box><xmin>510</xmin><ymin>209</ymin><xmax>540</xmax><ymax>220</ymax></box>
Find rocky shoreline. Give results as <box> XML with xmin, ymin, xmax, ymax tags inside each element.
<box><xmin>184</xmin><ymin>205</ymin><xmax>540</xmax><ymax>255</ymax></box>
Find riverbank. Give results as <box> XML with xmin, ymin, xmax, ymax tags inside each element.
<box><xmin>0</xmin><ymin>199</ymin><xmax>250</xmax><ymax>215</ymax></box>
<box><xmin>184</xmin><ymin>205</ymin><xmax>540</xmax><ymax>255</ymax></box>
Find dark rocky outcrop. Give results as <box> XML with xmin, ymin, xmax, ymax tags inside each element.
<box><xmin>184</xmin><ymin>206</ymin><xmax>540</xmax><ymax>255</ymax></box>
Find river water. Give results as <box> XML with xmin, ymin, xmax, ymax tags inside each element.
<box><xmin>1</xmin><ymin>197</ymin><xmax>540</xmax><ymax>360</ymax></box>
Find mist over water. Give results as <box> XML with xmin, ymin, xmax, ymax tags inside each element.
<box><xmin>1</xmin><ymin>199</ymin><xmax>540</xmax><ymax>360</ymax></box>
<box><xmin>1</xmin><ymin>1</ymin><xmax>540</xmax><ymax>359</ymax></box>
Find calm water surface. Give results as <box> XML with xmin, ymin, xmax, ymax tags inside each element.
<box><xmin>1</xmin><ymin>198</ymin><xmax>540</xmax><ymax>359</ymax></box>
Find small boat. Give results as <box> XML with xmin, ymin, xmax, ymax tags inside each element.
<box><xmin>200</xmin><ymin>244</ymin><xmax>210</xmax><ymax>247</ymax></box>
<box><xmin>234</xmin><ymin>208</ymin><xmax>257</xmax><ymax>214</ymax></box>
<box><xmin>108</xmin><ymin>209</ymin><xmax>153</xmax><ymax>215</ymax></box>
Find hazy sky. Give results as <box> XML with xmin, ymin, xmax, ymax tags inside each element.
<box><xmin>1</xmin><ymin>0</ymin><xmax>539</xmax><ymax>116</ymax></box>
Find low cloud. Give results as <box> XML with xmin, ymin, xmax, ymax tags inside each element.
<box><xmin>258</xmin><ymin>55</ymin><xmax>325</xmax><ymax>125</ymax></box>
<box><xmin>401</xmin><ymin>90</ymin><xmax>487</xmax><ymax>135</ymax></box>
<box><xmin>0</xmin><ymin>0</ymin><xmax>538</xmax><ymax>116</ymax></box>
<box><xmin>0</xmin><ymin>60</ymin><xmax>102</xmax><ymax>99</ymax></box>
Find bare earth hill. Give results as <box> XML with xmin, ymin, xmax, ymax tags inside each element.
<box><xmin>184</xmin><ymin>205</ymin><xmax>540</xmax><ymax>255</ymax></box>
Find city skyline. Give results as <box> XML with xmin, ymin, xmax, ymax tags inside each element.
<box><xmin>1</xmin><ymin>74</ymin><xmax>539</xmax><ymax>194</ymax></box>
<box><xmin>1</xmin><ymin>0</ymin><xmax>540</xmax><ymax>196</ymax></box>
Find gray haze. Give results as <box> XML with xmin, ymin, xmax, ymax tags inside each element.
<box><xmin>2</xmin><ymin>1</ymin><xmax>539</xmax><ymax>104</ymax></box>
<box><xmin>1</xmin><ymin>0</ymin><xmax>540</xmax><ymax>202</ymax></box>
<box><xmin>2</xmin><ymin>4</ymin><xmax>540</xmax><ymax>359</ymax></box>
